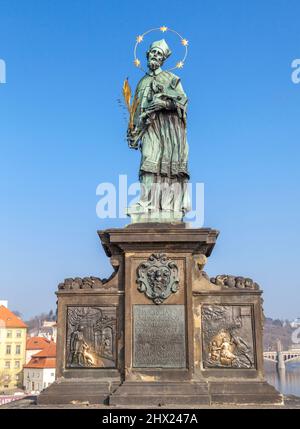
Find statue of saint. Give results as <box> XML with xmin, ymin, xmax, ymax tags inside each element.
<box><xmin>127</xmin><ymin>39</ymin><xmax>190</xmax><ymax>222</ymax></box>
<box><xmin>70</xmin><ymin>324</ymin><xmax>88</xmax><ymax>366</ymax></box>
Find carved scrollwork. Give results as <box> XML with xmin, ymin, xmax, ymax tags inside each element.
<box><xmin>58</xmin><ymin>276</ymin><xmax>103</xmax><ymax>290</ymax></box>
<box><xmin>136</xmin><ymin>253</ymin><xmax>179</xmax><ymax>304</ymax></box>
<box><xmin>210</xmin><ymin>275</ymin><xmax>260</xmax><ymax>290</ymax></box>
<box><xmin>58</xmin><ymin>256</ymin><xmax>121</xmax><ymax>291</ymax></box>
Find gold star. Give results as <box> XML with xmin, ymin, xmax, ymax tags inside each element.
<box><xmin>134</xmin><ymin>58</ymin><xmax>141</xmax><ymax>67</ymax></box>
<box><xmin>176</xmin><ymin>61</ymin><xmax>184</xmax><ymax>69</ymax></box>
<box><xmin>160</xmin><ymin>26</ymin><xmax>168</xmax><ymax>32</ymax></box>
<box><xmin>181</xmin><ymin>39</ymin><xmax>188</xmax><ymax>46</ymax></box>
<box><xmin>136</xmin><ymin>35</ymin><xmax>143</xmax><ymax>43</ymax></box>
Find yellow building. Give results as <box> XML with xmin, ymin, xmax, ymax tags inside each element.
<box><xmin>0</xmin><ymin>304</ymin><xmax>27</xmax><ymax>391</ymax></box>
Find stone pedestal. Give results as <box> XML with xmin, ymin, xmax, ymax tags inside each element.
<box><xmin>38</xmin><ymin>224</ymin><xmax>282</xmax><ymax>406</ymax></box>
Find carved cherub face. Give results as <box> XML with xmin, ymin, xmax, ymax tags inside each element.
<box><xmin>147</xmin><ymin>47</ymin><xmax>165</xmax><ymax>71</ymax></box>
<box><xmin>147</xmin><ymin>266</ymin><xmax>170</xmax><ymax>291</ymax></box>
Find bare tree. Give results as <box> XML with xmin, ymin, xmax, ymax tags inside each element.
<box><xmin>12</xmin><ymin>310</ymin><xmax>23</xmax><ymax>319</ymax></box>
<box><xmin>25</xmin><ymin>310</ymin><xmax>57</xmax><ymax>333</ymax></box>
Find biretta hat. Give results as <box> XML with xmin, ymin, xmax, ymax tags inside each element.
<box><xmin>148</xmin><ymin>39</ymin><xmax>172</xmax><ymax>59</ymax></box>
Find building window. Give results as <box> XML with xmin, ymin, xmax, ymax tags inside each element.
<box><xmin>15</xmin><ymin>375</ymin><xmax>19</xmax><ymax>380</ymax></box>
<box><xmin>5</xmin><ymin>361</ymin><xmax>10</xmax><ymax>369</ymax></box>
<box><xmin>6</xmin><ymin>345</ymin><xmax>11</xmax><ymax>355</ymax></box>
<box><xmin>6</xmin><ymin>330</ymin><xmax>12</xmax><ymax>338</ymax></box>
<box><xmin>15</xmin><ymin>361</ymin><xmax>20</xmax><ymax>369</ymax></box>
<box><xmin>51</xmin><ymin>373</ymin><xmax>54</xmax><ymax>376</ymax></box>
<box><xmin>16</xmin><ymin>330</ymin><xmax>21</xmax><ymax>338</ymax></box>
<box><xmin>15</xmin><ymin>344</ymin><xmax>21</xmax><ymax>354</ymax></box>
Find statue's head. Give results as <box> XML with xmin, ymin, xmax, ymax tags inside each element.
<box><xmin>147</xmin><ymin>39</ymin><xmax>171</xmax><ymax>71</ymax></box>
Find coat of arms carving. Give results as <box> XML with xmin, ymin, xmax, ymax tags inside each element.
<box><xmin>136</xmin><ymin>253</ymin><xmax>179</xmax><ymax>304</ymax></box>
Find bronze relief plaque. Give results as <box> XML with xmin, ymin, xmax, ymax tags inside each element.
<box><xmin>133</xmin><ymin>304</ymin><xmax>186</xmax><ymax>368</ymax></box>
<box><xmin>202</xmin><ymin>305</ymin><xmax>256</xmax><ymax>369</ymax></box>
<box><xmin>66</xmin><ymin>306</ymin><xmax>117</xmax><ymax>368</ymax></box>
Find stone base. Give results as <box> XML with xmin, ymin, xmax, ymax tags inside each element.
<box><xmin>209</xmin><ymin>381</ymin><xmax>283</xmax><ymax>405</ymax></box>
<box><xmin>48</xmin><ymin>225</ymin><xmax>283</xmax><ymax>408</ymax></box>
<box><xmin>109</xmin><ymin>380</ymin><xmax>283</xmax><ymax>407</ymax></box>
<box><xmin>109</xmin><ymin>381</ymin><xmax>210</xmax><ymax>407</ymax></box>
<box><xmin>37</xmin><ymin>378</ymin><xmax>282</xmax><ymax>407</ymax></box>
<box><xmin>37</xmin><ymin>378</ymin><xmax>119</xmax><ymax>405</ymax></box>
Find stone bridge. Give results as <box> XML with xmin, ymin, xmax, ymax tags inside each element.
<box><xmin>264</xmin><ymin>348</ymin><xmax>300</xmax><ymax>370</ymax></box>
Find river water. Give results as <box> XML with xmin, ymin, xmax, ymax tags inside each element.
<box><xmin>265</xmin><ymin>362</ymin><xmax>300</xmax><ymax>397</ymax></box>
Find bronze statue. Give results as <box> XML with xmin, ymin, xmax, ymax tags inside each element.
<box><xmin>125</xmin><ymin>38</ymin><xmax>190</xmax><ymax>222</ymax></box>
<box><xmin>70</xmin><ymin>325</ymin><xmax>90</xmax><ymax>366</ymax></box>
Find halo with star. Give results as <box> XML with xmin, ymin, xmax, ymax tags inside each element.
<box><xmin>133</xmin><ymin>26</ymin><xmax>189</xmax><ymax>73</ymax></box>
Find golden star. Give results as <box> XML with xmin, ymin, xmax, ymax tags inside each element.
<box><xmin>136</xmin><ymin>35</ymin><xmax>143</xmax><ymax>43</ymax></box>
<box><xmin>176</xmin><ymin>61</ymin><xmax>184</xmax><ymax>69</ymax></box>
<box><xmin>181</xmin><ymin>39</ymin><xmax>188</xmax><ymax>46</ymax></box>
<box><xmin>134</xmin><ymin>58</ymin><xmax>141</xmax><ymax>67</ymax></box>
<box><xmin>160</xmin><ymin>26</ymin><xmax>168</xmax><ymax>32</ymax></box>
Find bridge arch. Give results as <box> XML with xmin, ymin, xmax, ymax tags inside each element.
<box><xmin>284</xmin><ymin>355</ymin><xmax>300</xmax><ymax>364</ymax></box>
<box><xmin>263</xmin><ymin>357</ymin><xmax>278</xmax><ymax>364</ymax></box>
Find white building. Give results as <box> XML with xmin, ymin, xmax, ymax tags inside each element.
<box><xmin>29</xmin><ymin>321</ymin><xmax>57</xmax><ymax>342</ymax></box>
<box><xmin>290</xmin><ymin>318</ymin><xmax>300</xmax><ymax>328</ymax></box>
<box><xmin>23</xmin><ymin>342</ymin><xmax>56</xmax><ymax>394</ymax></box>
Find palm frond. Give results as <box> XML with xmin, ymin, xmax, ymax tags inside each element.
<box><xmin>122</xmin><ymin>78</ymin><xmax>131</xmax><ymax>112</ymax></box>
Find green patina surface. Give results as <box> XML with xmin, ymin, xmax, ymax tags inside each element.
<box><xmin>127</xmin><ymin>40</ymin><xmax>190</xmax><ymax>223</ymax></box>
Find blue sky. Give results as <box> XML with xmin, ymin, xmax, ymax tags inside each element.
<box><xmin>0</xmin><ymin>0</ymin><xmax>299</xmax><ymax>319</ymax></box>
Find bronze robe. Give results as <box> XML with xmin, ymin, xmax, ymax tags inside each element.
<box><xmin>133</xmin><ymin>68</ymin><xmax>189</xmax><ymax>180</ymax></box>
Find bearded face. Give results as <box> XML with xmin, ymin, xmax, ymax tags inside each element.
<box><xmin>147</xmin><ymin>266</ymin><xmax>171</xmax><ymax>294</ymax></box>
<box><xmin>147</xmin><ymin>47</ymin><xmax>165</xmax><ymax>71</ymax></box>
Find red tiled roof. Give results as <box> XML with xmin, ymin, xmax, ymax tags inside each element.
<box><xmin>0</xmin><ymin>305</ymin><xmax>27</xmax><ymax>328</ymax></box>
<box><xmin>33</xmin><ymin>341</ymin><xmax>56</xmax><ymax>358</ymax></box>
<box><xmin>24</xmin><ymin>357</ymin><xmax>56</xmax><ymax>369</ymax></box>
<box><xmin>26</xmin><ymin>337</ymin><xmax>50</xmax><ymax>350</ymax></box>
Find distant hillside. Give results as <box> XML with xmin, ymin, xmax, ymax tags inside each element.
<box><xmin>25</xmin><ymin>309</ymin><xmax>56</xmax><ymax>333</ymax></box>
<box><xmin>263</xmin><ymin>318</ymin><xmax>295</xmax><ymax>351</ymax></box>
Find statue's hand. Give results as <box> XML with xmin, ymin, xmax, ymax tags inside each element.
<box><xmin>127</xmin><ymin>127</ymin><xmax>139</xmax><ymax>150</ymax></box>
<box><xmin>146</xmin><ymin>93</ymin><xmax>168</xmax><ymax>112</ymax></box>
